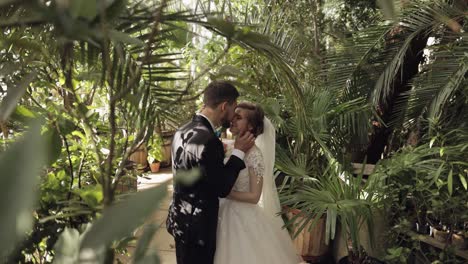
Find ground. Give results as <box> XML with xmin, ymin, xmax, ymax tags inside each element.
<box><xmin>116</xmin><ymin>168</ymin><xmax>176</xmax><ymax>264</ymax></box>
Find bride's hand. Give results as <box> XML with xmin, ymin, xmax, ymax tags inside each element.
<box><xmin>222</xmin><ymin>142</ymin><xmax>227</xmax><ymax>154</ymax></box>
<box><xmin>234</xmin><ymin>131</ymin><xmax>255</xmax><ymax>152</ymax></box>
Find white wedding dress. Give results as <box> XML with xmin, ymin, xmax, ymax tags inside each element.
<box><xmin>214</xmin><ymin>119</ymin><xmax>302</xmax><ymax>264</ymax></box>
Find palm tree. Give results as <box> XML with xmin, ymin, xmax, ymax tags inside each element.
<box><xmin>0</xmin><ymin>0</ymin><xmax>307</xmax><ymax>262</ymax></box>
<box><xmin>325</xmin><ymin>0</ymin><xmax>467</xmax><ymax>162</ymax></box>
<box><xmin>263</xmin><ymin>0</ymin><xmax>466</xmax><ymax>260</ymax></box>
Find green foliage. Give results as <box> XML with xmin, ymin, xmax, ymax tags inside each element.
<box><xmin>147</xmin><ymin>135</ymin><xmax>164</xmax><ymax>163</ymax></box>
<box><xmin>53</xmin><ymin>227</ymin><xmax>83</xmax><ymax>264</ymax></box>
<box><xmin>0</xmin><ymin>0</ymin><xmax>195</xmax><ymax>261</ymax></box>
<box><xmin>374</xmin><ymin>129</ymin><xmax>468</xmax><ymax>261</ymax></box>
<box><xmin>133</xmin><ymin>224</ymin><xmax>159</xmax><ymax>264</ymax></box>
<box><xmin>383</xmin><ymin>246</ymin><xmax>411</xmax><ymax>263</ymax></box>
<box><xmin>0</xmin><ymin>72</ymin><xmax>36</xmax><ymax>121</ymax></box>
<box><xmin>1</xmin><ymin>0</ymin><xmax>466</xmax><ymax>262</ymax></box>
<box><xmin>0</xmin><ymin>121</ymin><xmax>47</xmax><ymax>259</ymax></box>
<box><xmin>282</xmin><ymin>160</ymin><xmax>382</xmax><ymax>256</ymax></box>
<box><xmin>41</xmin><ymin>171</ymin><xmax>71</xmax><ymax>204</ymax></box>
<box><xmin>79</xmin><ymin>184</ymin><xmax>167</xmax><ymax>258</ymax></box>
<box><xmin>73</xmin><ymin>184</ymin><xmax>103</xmax><ymax>208</ymax></box>
<box><xmin>1</xmin><ymin>0</ymin><xmax>304</xmax><ymax>261</ymax></box>
<box><xmin>51</xmin><ymin>184</ymin><xmax>167</xmax><ymax>263</ymax></box>
<box><xmin>256</xmin><ymin>0</ymin><xmax>466</xmax><ymax>260</ymax></box>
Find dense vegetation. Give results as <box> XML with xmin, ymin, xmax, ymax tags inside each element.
<box><xmin>1</xmin><ymin>0</ymin><xmax>466</xmax><ymax>263</ymax></box>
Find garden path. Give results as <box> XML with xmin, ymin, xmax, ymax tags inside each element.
<box><xmin>117</xmin><ymin>168</ymin><xmax>176</xmax><ymax>263</ymax></box>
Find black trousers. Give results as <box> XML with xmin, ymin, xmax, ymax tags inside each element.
<box><xmin>175</xmin><ymin>236</ymin><xmax>216</xmax><ymax>264</ymax></box>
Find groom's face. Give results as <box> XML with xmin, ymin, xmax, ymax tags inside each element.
<box><xmin>221</xmin><ymin>101</ymin><xmax>237</xmax><ymax>128</ymax></box>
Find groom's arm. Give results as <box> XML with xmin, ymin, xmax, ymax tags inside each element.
<box><xmin>201</xmin><ymin>136</ymin><xmax>245</xmax><ymax>198</ymax></box>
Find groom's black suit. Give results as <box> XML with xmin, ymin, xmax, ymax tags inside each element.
<box><xmin>166</xmin><ymin>115</ymin><xmax>245</xmax><ymax>264</ymax></box>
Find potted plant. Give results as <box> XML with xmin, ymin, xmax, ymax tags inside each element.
<box><xmin>280</xmin><ymin>159</ymin><xmax>385</xmax><ymax>263</ymax></box>
<box><xmin>275</xmin><ymin>144</ymin><xmax>331</xmax><ymax>261</ymax></box>
<box><xmin>451</xmin><ymin>227</ymin><xmax>468</xmax><ymax>250</ymax></box>
<box><xmin>147</xmin><ymin>144</ymin><xmax>164</xmax><ymax>173</ymax></box>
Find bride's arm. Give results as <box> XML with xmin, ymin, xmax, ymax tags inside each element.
<box><xmin>227</xmin><ymin>167</ymin><xmax>263</xmax><ymax>204</ymax></box>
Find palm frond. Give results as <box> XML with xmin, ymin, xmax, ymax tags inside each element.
<box><xmin>372</xmin><ymin>2</ymin><xmax>464</xmax><ymax>105</ymax></box>
<box><xmin>282</xmin><ymin>165</ymin><xmax>376</xmax><ymax>249</ymax></box>
<box><xmin>324</xmin><ymin>24</ymin><xmax>390</xmax><ymax>101</ymax></box>
<box><xmin>391</xmin><ymin>35</ymin><xmax>468</xmax><ymax>128</ymax></box>
<box><xmin>324</xmin><ymin>0</ymin><xmax>466</xmax><ymax>108</ymax></box>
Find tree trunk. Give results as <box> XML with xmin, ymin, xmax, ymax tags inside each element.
<box><xmin>365</xmin><ymin>32</ymin><xmax>429</xmax><ymax>164</ymax></box>
<box><xmin>0</xmin><ymin>121</ymin><xmax>8</xmax><ymax>140</ymax></box>
<box><xmin>61</xmin><ymin>41</ymin><xmax>76</xmax><ymax>110</ymax></box>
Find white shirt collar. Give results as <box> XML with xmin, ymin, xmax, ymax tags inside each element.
<box><xmin>197</xmin><ymin>113</ymin><xmax>217</xmax><ymax>132</ymax></box>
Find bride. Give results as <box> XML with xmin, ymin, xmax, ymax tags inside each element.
<box><xmin>214</xmin><ymin>102</ymin><xmax>303</xmax><ymax>264</ymax></box>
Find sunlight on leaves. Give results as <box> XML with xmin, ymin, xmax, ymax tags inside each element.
<box><xmin>73</xmin><ymin>184</ymin><xmax>103</xmax><ymax>208</ymax></box>
<box><xmin>0</xmin><ymin>72</ymin><xmax>36</xmax><ymax>122</ymax></box>
<box><xmin>108</xmin><ymin>30</ymin><xmax>145</xmax><ymax>46</ymax></box>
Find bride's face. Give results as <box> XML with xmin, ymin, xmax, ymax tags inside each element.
<box><xmin>229</xmin><ymin>108</ymin><xmax>253</xmax><ymax>136</ymax></box>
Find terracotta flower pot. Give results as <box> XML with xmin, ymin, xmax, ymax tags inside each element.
<box><xmin>150</xmin><ymin>162</ymin><xmax>160</xmax><ymax>173</ymax></box>
<box><xmin>452</xmin><ymin>232</ymin><xmax>468</xmax><ymax>250</ymax></box>
<box><xmin>432</xmin><ymin>227</ymin><xmax>450</xmax><ymax>243</ymax></box>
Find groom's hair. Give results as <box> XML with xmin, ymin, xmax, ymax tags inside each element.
<box><xmin>236</xmin><ymin>102</ymin><xmax>264</xmax><ymax>137</ymax></box>
<box><xmin>203</xmin><ymin>80</ymin><xmax>240</xmax><ymax>108</ymax></box>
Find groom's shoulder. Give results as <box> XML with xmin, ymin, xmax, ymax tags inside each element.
<box><xmin>179</xmin><ymin>119</ymin><xmax>211</xmax><ymax>134</ymax></box>
<box><xmin>175</xmin><ymin>120</ymin><xmax>215</xmax><ymax>144</ymax></box>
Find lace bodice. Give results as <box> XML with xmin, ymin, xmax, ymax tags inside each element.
<box><xmin>231</xmin><ymin>146</ymin><xmax>264</xmax><ymax>192</ymax></box>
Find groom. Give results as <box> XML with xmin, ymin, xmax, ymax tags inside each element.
<box><xmin>166</xmin><ymin>80</ymin><xmax>255</xmax><ymax>264</ymax></box>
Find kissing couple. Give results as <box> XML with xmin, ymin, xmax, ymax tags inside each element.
<box><xmin>166</xmin><ymin>81</ymin><xmax>303</xmax><ymax>264</ymax></box>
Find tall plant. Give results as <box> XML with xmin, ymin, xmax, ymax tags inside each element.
<box><xmin>1</xmin><ymin>0</ymin><xmax>308</xmax><ymax>262</ymax></box>
<box><xmin>281</xmin><ymin>160</ymin><xmax>384</xmax><ymax>259</ymax></box>
<box><xmin>325</xmin><ymin>0</ymin><xmax>467</xmax><ymax>161</ymax></box>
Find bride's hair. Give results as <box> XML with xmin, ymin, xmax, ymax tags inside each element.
<box><xmin>236</xmin><ymin>102</ymin><xmax>264</xmax><ymax>137</ymax></box>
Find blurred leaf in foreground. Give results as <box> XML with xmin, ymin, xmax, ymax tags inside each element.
<box><xmin>0</xmin><ymin>120</ymin><xmax>47</xmax><ymax>258</ymax></box>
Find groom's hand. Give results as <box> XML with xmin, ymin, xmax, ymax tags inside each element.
<box><xmin>234</xmin><ymin>131</ymin><xmax>255</xmax><ymax>152</ymax></box>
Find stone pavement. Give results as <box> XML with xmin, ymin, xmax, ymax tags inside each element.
<box><xmin>117</xmin><ymin>167</ymin><xmax>176</xmax><ymax>264</ymax></box>
<box><xmin>138</xmin><ymin>168</ymin><xmax>176</xmax><ymax>264</ymax></box>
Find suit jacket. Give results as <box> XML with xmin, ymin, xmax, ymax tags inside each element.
<box><xmin>166</xmin><ymin>115</ymin><xmax>245</xmax><ymax>245</ymax></box>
